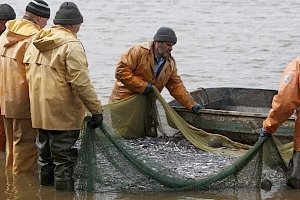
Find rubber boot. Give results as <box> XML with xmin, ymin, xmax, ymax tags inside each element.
<box><xmin>51</xmin><ymin>130</ymin><xmax>79</xmax><ymax>192</ymax></box>
<box><xmin>54</xmin><ymin>164</ymin><xmax>75</xmax><ymax>192</ymax></box>
<box><xmin>36</xmin><ymin>129</ymin><xmax>55</xmax><ymax>186</ymax></box>
<box><xmin>54</xmin><ymin>166</ymin><xmax>75</xmax><ymax>192</ymax></box>
<box><xmin>54</xmin><ymin>167</ymin><xmax>75</xmax><ymax>192</ymax></box>
<box><xmin>54</xmin><ymin>180</ymin><xmax>74</xmax><ymax>192</ymax></box>
<box><xmin>39</xmin><ymin>165</ymin><xmax>55</xmax><ymax>186</ymax></box>
<box><xmin>287</xmin><ymin>151</ymin><xmax>300</xmax><ymax>189</ymax></box>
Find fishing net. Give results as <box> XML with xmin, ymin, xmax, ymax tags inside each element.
<box><xmin>74</xmin><ymin>87</ymin><xmax>291</xmax><ymax>193</ymax></box>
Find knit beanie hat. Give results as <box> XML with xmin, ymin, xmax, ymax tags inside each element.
<box><xmin>53</xmin><ymin>2</ymin><xmax>83</xmax><ymax>25</ymax></box>
<box><xmin>0</xmin><ymin>4</ymin><xmax>16</xmax><ymax>20</ymax></box>
<box><xmin>26</xmin><ymin>0</ymin><xmax>50</xmax><ymax>19</ymax></box>
<box><xmin>153</xmin><ymin>27</ymin><xmax>177</xmax><ymax>44</ymax></box>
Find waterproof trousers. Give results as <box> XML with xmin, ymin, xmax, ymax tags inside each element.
<box><xmin>36</xmin><ymin>129</ymin><xmax>79</xmax><ymax>192</ymax></box>
<box><xmin>287</xmin><ymin>151</ymin><xmax>300</xmax><ymax>189</ymax></box>
<box><xmin>3</xmin><ymin>117</ymin><xmax>38</xmax><ymax>174</ymax></box>
<box><xmin>0</xmin><ymin>114</ymin><xmax>5</xmax><ymax>151</ymax></box>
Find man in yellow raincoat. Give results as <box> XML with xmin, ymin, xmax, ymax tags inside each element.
<box><xmin>109</xmin><ymin>27</ymin><xmax>202</xmax><ymax>137</ymax></box>
<box><xmin>0</xmin><ymin>0</ymin><xmax>50</xmax><ymax>174</ymax></box>
<box><xmin>24</xmin><ymin>2</ymin><xmax>103</xmax><ymax>191</ymax></box>
<box><xmin>0</xmin><ymin>3</ymin><xmax>16</xmax><ymax>152</ymax></box>
<box><xmin>261</xmin><ymin>57</ymin><xmax>300</xmax><ymax>189</ymax></box>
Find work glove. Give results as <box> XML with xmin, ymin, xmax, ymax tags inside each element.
<box><xmin>87</xmin><ymin>113</ymin><xmax>103</xmax><ymax>128</ymax></box>
<box><xmin>192</xmin><ymin>104</ymin><xmax>203</xmax><ymax>113</ymax></box>
<box><xmin>142</xmin><ymin>83</ymin><xmax>153</xmax><ymax>95</ymax></box>
<box><xmin>259</xmin><ymin>128</ymin><xmax>271</xmax><ymax>138</ymax></box>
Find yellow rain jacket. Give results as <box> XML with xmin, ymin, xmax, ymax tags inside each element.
<box><xmin>24</xmin><ymin>25</ymin><xmax>102</xmax><ymax>130</ymax></box>
<box><xmin>0</xmin><ymin>19</ymin><xmax>41</xmax><ymax>118</ymax></box>
<box><xmin>263</xmin><ymin>57</ymin><xmax>300</xmax><ymax>151</ymax></box>
<box><xmin>109</xmin><ymin>42</ymin><xmax>197</xmax><ymax>110</ymax></box>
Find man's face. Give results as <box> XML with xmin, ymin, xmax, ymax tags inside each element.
<box><xmin>37</xmin><ymin>17</ymin><xmax>48</xmax><ymax>28</ymax></box>
<box><xmin>156</xmin><ymin>42</ymin><xmax>175</xmax><ymax>58</ymax></box>
<box><xmin>72</xmin><ymin>24</ymin><xmax>81</xmax><ymax>33</ymax></box>
<box><xmin>0</xmin><ymin>20</ymin><xmax>7</xmax><ymax>35</ymax></box>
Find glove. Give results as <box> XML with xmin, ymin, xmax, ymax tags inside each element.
<box><xmin>87</xmin><ymin>113</ymin><xmax>103</xmax><ymax>128</ymax></box>
<box><xmin>192</xmin><ymin>104</ymin><xmax>203</xmax><ymax>113</ymax></box>
<box><xmin>259</xmin><ymin>128</ymin><xmax>271</xmax><ymax>138</ymax></box>
<box><xmin>142</xmin><ymin>83</ymin><xmax>153</xmax><ymax>95</ymax></box>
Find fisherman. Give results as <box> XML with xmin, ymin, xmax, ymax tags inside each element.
<box><xmin>109</xmin><ymin>27</ymin><xmax>203</xmax><ymax>138</ymax></box>
<box><xmin>260</xmin><ymin>57</ymin><xmax>300</xmax><ymax>189</ymax></box>
<box><xmin>0</xmin><ymin>3</ymin><xmax>16</xmax><ymax>152</ymax></box>
<box><xmin>0</xmin><ymin>0</ymin><xmax>50</xmax><ymax>174</ymax></box>
<box><xmin>24</xmin><ymin>1</ymin><xmax>103</xmax><ymax>191</ymax></box>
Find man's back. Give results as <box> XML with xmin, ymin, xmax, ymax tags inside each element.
<box><xmin>0</xmin><ymin>19</ymin><xmax>40</xmax><ymax>118</ymax></box>
<box><xmin>24</xmin><ymin>25</ymin><xmax>102</xmax><ymax>130</ymax></box>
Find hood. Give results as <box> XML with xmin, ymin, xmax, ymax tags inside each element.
<box><xmin>141</xmin><ymin>41</ymin><xmax>153</xmax><ymax>51</ymax></box>
<box><xmin>3</xmin><ymin>19</ymin><xmax>40</xmax><ymax>47</ymax></box>
<box><xmin>33</xmin><ymin>25</ymin><xmax>79</xmax><ymax>52</ymax></box>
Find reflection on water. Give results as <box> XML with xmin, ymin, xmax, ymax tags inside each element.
<box><xmin>2</xmin><ymin>0</ymin><xmax>300</xmax><ymax>199</ymax></box>
<box><xmin>1</xmin><ymin>151</ymin><xmax>300</xmax><ymax>200</ymax></box>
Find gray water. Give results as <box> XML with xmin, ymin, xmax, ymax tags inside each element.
<box><xmin>7</xmin><ymin>0</ymin><xmax>300</xmax><ymax>103</ymax></box>
<box><xmin>2</xmin><ymin>0</ymin><xmax>300</xmax><ymax>199</ymax></box>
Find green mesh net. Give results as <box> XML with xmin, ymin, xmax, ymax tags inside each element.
<box><xmin>74</xmin><ymin>87</ymin><xmax>291</xmax><ymax>193</ymax></box>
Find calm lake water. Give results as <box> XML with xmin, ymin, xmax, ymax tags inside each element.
<box><xmin>2</xmin><ymin>0</ymin><xmax>300</xmax><ymax>199</ymax></box>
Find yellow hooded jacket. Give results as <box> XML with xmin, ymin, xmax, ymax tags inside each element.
<box><xmin>24</xmin><ymin>25</ymin><xmax>102</xmax><ymax>130</ymax></box>
<box><xmin>0</xmin><ymin>19</ymin><xmax>40</xmax><ymax>118</ymax></box>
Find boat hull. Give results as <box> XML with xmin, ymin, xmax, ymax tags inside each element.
<box><xmin>169</xmin><ymin>87</ymin><xmax>294</xmax><ymax>145</ymax></box>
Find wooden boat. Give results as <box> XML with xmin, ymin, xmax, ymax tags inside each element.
<box><xmin>168</xmin><ymin>87</ymin><xmax>294</xmax><ymax>145</ymax></box>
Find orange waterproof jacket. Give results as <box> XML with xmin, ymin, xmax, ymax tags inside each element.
<box><xmin>109</xmin><ymin>42</ymin><xmax>197</xmax><ymax>110</ymax></box>
<box><xmin>0</xmin><ymin>19</ymin><xmax>40</xmax><ymax>118</ymax></box>
<box><xmin>263</xmin><ymin>57</ymin><xmax>300</xmax><ymax>150</ymax></box>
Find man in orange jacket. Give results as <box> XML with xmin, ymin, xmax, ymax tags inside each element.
<box><xmin>109</xmin><ymin>27</ymin><xmax>202</xmax><ymax>138</ymax></box>
<box><xmin>0</xmin><ymin>3</ymin><xmax>16</xmax><ymax>151</ymax></box>
<box><xmin>260</xmin><ymin>57</ymin><xmax>300</xmax><ymax>189</ymax></box>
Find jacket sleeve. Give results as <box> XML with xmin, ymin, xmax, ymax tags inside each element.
<box><xmin>263</xmin><ymin>60</ymin><xmax>300</xmax><ymax>133</ymax></box>
<box><xmin>115</xmin><ymin>46</ymin><xmax>148</xmax><ymax>94</ymax></box>
<box><xmin>165</xmin><ymin>59</ymin><xmax>196</xmax><ymax>110</ymax></box>
<box><xmin>65</xmin><ymin>42</ymin><xmax>103</xmax><ymax>114</ymax></box>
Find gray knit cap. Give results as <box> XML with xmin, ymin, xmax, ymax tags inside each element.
<box><xmin>53</xmin><ymin>2</ymin><xmax>83</xmax><ymax>25</ymax></box>
<box><xmin>0</xmin><ymin>4</ymin><xmax>16</xmax><ymax>20</ymax></box>
<box><xmin>26</xmin><ymin>0</ymin><xmax>50</xmax><ymax>18</ymax></box>
<box><xmin>153</xmin><ymin>27</ymin><xmax>177</xmax><ymax>44</ymax></box>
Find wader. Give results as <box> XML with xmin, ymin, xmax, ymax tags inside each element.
<box><xmin>287</xmin><ymin>151</ymin><xmax>300</xmax><ymax>189</ymax></box>
<box><xmin>37</xmin><ymin>129</ymin><xmax>79</xmax><ymax>191</ymax></box>
<box><xmin>4</xmin><ymin>117</ymin><xmax>37</xmax><ymax>174</ymax></box>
